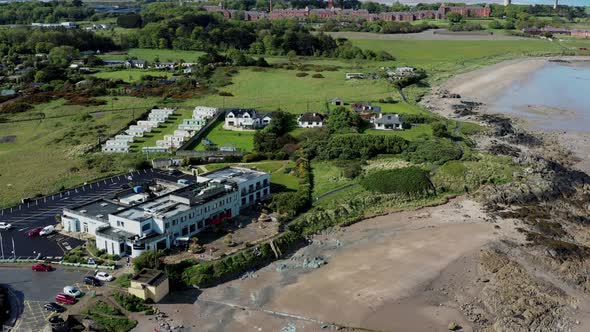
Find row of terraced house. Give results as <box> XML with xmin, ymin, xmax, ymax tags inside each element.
<box><xmin>203</xmin><ymin>3</ymin><xmax>491</xmax><ymax>23</ymax></box>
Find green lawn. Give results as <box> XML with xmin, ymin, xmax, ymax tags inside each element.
<box><xmin>193</xmin><ymin>121</ymin><xmax>255</xmax><ymax>152</ymax></box>
<box><xmin>203</xmin><ymin>160</ymin><xmax>299</xmax><ymax>190</ymax></box>
<box><xmin>92</xmin><ymin>70</ymin><xmax>173</xmax><ymax>83</ymax></box>
<box><xmin>312</xmin><ymin>161</ymin><xmax>355</xmax><ymax>198</ymax></box>
<box><xmin>99</xmin><ymin>48</ymin><xmax>205</xmax><ymax>62</ymax></box>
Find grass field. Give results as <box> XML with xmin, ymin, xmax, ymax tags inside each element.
<box><xmin>312</xmin><ymin>161</ymin><xmax>355</xmax><ymax>198</ymax></box>
<box><xmin>92</xmin><ymin>70</ymin><xmax>173</xmax><ymax>83</ymax></box>
<box><xmin>187</xmin><ymin>67</ymin><xmax>397</xmax><ymax>114</ymax></box>
<box><xmin>366</xmin><ymin>124</ymin><xmax>432</xmax><ymax>141</ymax></box>
<box><xmin>0</xmin><ymin>106</ymin><xmax>153</xmax><ymax>207</ymax></box>
<box><xmin>194</xmin><ymin>121</ymin><xmax>255</xmax><ymax>152</ymax></box>
<box><xmin>99</xmin><ymin>48</ymin><xmax>205</xmax><ymax>62</ymax></box>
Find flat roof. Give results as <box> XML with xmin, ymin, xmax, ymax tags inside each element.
<box><xmin>203</xmin><ymin>166</ymin><xmax>267</xmax><ymax>185</ymax></box>
<box><xmin>71</xmin><ymin>199</ymin><xmax>126</xmax><ymax>219</ymax></box>
<box><xmin>132</xmin><ymin>268</ymin><xmax>167</xmax><ymax>286</ymax></box>
<box><xmin>116</xmin><ymin>194</ymin><xmax>191</xmax><ymax>221</ymax></box>
<box><xmin>96</xmin><ymin>226</ymin><xmax>135</xmax><ymax>241</ymax></box>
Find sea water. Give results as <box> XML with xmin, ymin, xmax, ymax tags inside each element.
<box><xmin>490</xmin><ymin>61</ymin><xmax>590</xmax><ymax>132</ymax></box>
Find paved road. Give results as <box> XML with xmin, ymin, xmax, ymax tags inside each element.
<box><xmin>0</xmin><ymin>169</ymin><xmax>194</xmax><ymax>260</ymax></box>
<box><xmin>0</xmin><ymin>266</ymin><xmax>95</xmax><ymax>331</ymax></box>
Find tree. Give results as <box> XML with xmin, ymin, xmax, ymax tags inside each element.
<box><xmin>326</xmin><ymin>107</ymin><xmax>362</xmax><ymax>134</ymax></box>
<box><xmin>48</xmin><ymin>46</ymin><xmax>79</xmax><ymax>66</ymax></box>
<box><xmin>446</xmin><ymin>12</ymin><xmax>463</xmax><ymax>23</ymax></box>
<box><xmin>117</xmin><ymin>14</ymin><xmax>143</xmax><ymax>28</ymax></box>
<box><xmin>254</xmin><ymin>131</ymin><xmax>279</xmax><ymax>153</ymax></box>
<box><xmin>133</xmin><ymin>250</ymin><xmax>165</xmax><ymax>272</ymax></box>
<box><xmin>266</xmin><ymin>111</ymin><xmax>296</xmax><ymax>136</ymax></box>
<box><xmin>431</xmin><ymin>122</ymin><xmax>448</xmax><ymax>138</ymax></box>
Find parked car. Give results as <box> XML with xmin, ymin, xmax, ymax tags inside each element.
<box><xmin>27</xmin><ymin>227</ymin><xmax>44</xmax><ymax>237</ymax></box>
<box><xmin>95</xmin><ymin>272</ymin><xmax>114</xmax><ymax>282</ymax></box>
<box><xmin>44</xmin><ymin>302</ymin><xmax>66</xmax><ymax>313</ymax></box>
<box><xmin>0</xmin><ymin>222</ymin><xmax>12</xmax><ymax>230</ymax></box>
<box><xmin>63</xmin><ymin>286</ymin><xmax>81</xmax><ymax>297</ymax></box>
<box><xmin>55</xmin><ymin>294</ymin><xmax>76</xmax><ymax>305</ymax></box>
<box><xmin>83</xmin><ymin>276</ymin><xmax>101</xmax><ymax>286</ymax></box>
<box><xmin>32</xmin><ymin>263</ymin><xmax>52</xmax><ymax>272</ymax></box>
<box><xmin>39</xmin><ymin>225</ymin><xmax>55</xmax><ymax>236</ymax></box>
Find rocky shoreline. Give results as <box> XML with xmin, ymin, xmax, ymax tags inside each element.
<box><xmin>422</xmin><ymin>56</ymin><xmax>590</xmax><ymax>331</ymax></box>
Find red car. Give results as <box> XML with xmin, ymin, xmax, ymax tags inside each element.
<box><xmin>32</xmin><ymin>263</ymin><xmax>52</xmax><ymax>272</ymax></box>
<box><xmin>55</xmin><ymin>293</ymin><xmax>76</xmax><ymax>305</ymax></box>
<box><xmin>27</xmin><ymin>227</ymin><xmax>43</xmax><ymax>237</ymax></box>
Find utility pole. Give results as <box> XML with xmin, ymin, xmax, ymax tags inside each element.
<box><xmin>0</xmin><ymin>233</ymin><xmax>4</xmax><ymax>259</ymax></box>
<box><xmin>11</xmin><ymin>237</ymin><xmax>15</xmax><ymax>259</ymax></box>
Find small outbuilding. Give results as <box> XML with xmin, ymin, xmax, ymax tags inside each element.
<box><xmin>128</xmin><ymin>268</ymin><xmax>169</xmax><ymax>303</ymax></box>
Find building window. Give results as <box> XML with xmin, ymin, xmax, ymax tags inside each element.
<box><xmin>263</xmin><ymin>179</ymin><xmax>268</xmax><ymax>186</ymax></box>
<box><xmin>242</xmin><ymin>197</ymin><xmax>246</xmax><ymax>205</ymax></box>
<box><xmin>83</xmin><ymin>222</ymin><xmax>88</xmax><ymax>233</ymax></box>
<box><xmin>249</xmin><ymin>194</ymin><xmax>254</xmax><ymax>203</ymax></box>
<box><xmin>165</xmin><ymin>222</ymin><xmax>170</xmax><ymax>229</ymax></box>
<box><xmin>173</xmin><ymin>220</ymin><xmax>177</xmax><ymax>226</ymax></box>
<box><xmin>190</xmin><ymin>224</ymin><xmax>196</xmax><ymax>233</ymax></box>
<box><xmin>182</xmin><ymin>227</ymin><xmax>188</xmax><ymax>236</ymax></box>
<box><xmin>142</xmin><ymin>223</ymin><xmax>151</xmax><ymax>232</ymax></box>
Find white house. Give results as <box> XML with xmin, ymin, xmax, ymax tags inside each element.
<box><xmin>154</xmin><ymin>62</ymin><xmax>175</xmax><ymax>70</ymax></box>
<box><xmin>102</xmin><ymin>140</ymin><xmax>130</xmax><ymax>153</ymax></box>
<box><xmin>178</xmin><ymin>118</ymin><xmax>206</xmax><ymax>131</ymax></box>
<box><xmin>125</xmin><ymin>60</ymin><xmax>147</xmax><ymax>69</ymax></box>
<box><xmin>193</xmin><ymin>106</ymin><xmax>218</xmax><ymax>119</ymax></box>
<box><xmin>137</xmin><ymin>120</ymin><xmax>160</xmax><ymax>129</ymax></box>
<box><xmin>115</xmin><ymin>134</ymin><xmax>135</xmax><ymax>143</ymax></box>
<box><xmin>173</xmin><ymin>130</ymin><xmax>191</xmax><ymax>138</ymax></box>
<box><xmin>345</xmin><ymin>73</ymin><xmax>365</xmax><ymax>79</ymax></box>
<box><xmin>297</xmin><ymin>113</ymin><xmax>325</xmax><ymax>128</ymax></box>
<box><xmin>373</xmin><ymin>113</ymin><xmax>404</xmax><ymax>130</ymax></box>
<box><xmin>224</xmin><ymin>109</ymin><xmax>271</xmax><ymax>130</ymax></box>
<box><xmin>127</xmin><ymin>125</ymin><xmax>149</xmax><ymax>137</ymax></box>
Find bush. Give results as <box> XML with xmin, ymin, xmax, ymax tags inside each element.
<box><xmin>133</xmin><ymin>250</ymin><xmax>165</xmax><ymax>272</ymax></box>
<box><xmin>432</xmin><ymin>122</ymin><xmax>448</xmax><ymax>137</ymax></box>
<box><xmin>242</xmin><ymin>152</ymin><xmax>267</xmax><ymax>163</ymax></box>
<box><xmin>296</xmin><ymin>72</ymin><xmax>308</xmax><ymax>77</ymax></box>
<box><xmin>312</xmin><ymin>73</ymin><xmax>324</xmax><ymax>78</ymax></box>
<box><xmin>403</xmin><ymin>139</ymin><xmax>462</xmax><ymax>165</ymax></box>
<box><xmin>112</xmin><ymin>292</ymin><xmax>150</xmax><ymax>312</ymax></box>
<box><xmin>308</xmin><ymin>134</ymin><xmax>408</xmax><ymax>160</ymax></box>
<box><xmin>218</xmin><ymin>91</ymin><xmax>233</xmax><ymax>96</ymax></box>
<box><xmin>361</xmin><ymin>167</ymin><xmax>435</xmax><ymax>197</ymax></box>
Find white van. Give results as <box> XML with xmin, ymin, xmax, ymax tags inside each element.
<box><xmin>39</xmin><ymin>225</ymin><xmax>55</xmax><ymax>236</ymax></box>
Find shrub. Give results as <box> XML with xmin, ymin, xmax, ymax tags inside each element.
<box><xmin>112</xmin><ymin>291</ymin><xmax>150</xmax><ymax>312</ymax></box>
<box><xmin>309</xmin><ymin>134</ymin><xmax>408</xmax><ymax>160</ymax></box>
<box><xmin>403</xmin><ymin>139</ymin><xmax>462</xmax><ymax>165</ymax></box>
<box><xmin>133</xmin><ymin>250</ymin><xmax>165</xmax><ymax>272</ymax></box>
<box><xmin>361</xmin><ymin>167</ymin><xmax>435</xmax><ymax>197</ymax></box>
<box><xmin>432</xmin><ymin>122</ymin><xmax>448</xmax><ymax>138</ymax></box>
<box><xmin>0</xmin><ymin>102</ymin><xmax>32</xmax><ymax>114</ymax></box>
<box><xmin>296</xmin><ymin>72</ymin><xmax>308</xmax><ymax>77</ymax></box>
<box><xmin>218</xmin><ymin>91</ymin><xmax>233</xmax><ymax>96</ymax></box>
<box><xmin>312</xmin><ymin>73</ymin><xmax>324</xmax><ymax>78</ymax></box>
<box><xmin>242</xmin><ymin>152</ymin><xmax>267</xmax><ymax>163</ymax></box>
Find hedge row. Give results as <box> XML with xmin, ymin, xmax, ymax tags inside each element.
<box><xmin>314</xmin><ymin>134</ymin><xmax>409</xmax><ymax>160</ymax></box>
<box><xmin>360</xmin><ymin>167</ymin><xmax>435</xmax><ymax>197</ymax></box>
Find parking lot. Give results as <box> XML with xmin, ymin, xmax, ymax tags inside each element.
<box><xmin>0</xmin><ymin>169</ymin><xmax>194</xmax><ymax>260</ymax></box>
<box><xmin>1</xmin><ymin>266</ymin><xmax>96</xmax><ymax>331</ymax></box>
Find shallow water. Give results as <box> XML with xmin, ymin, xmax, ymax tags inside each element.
<box><xmin>490</xmin><ymin>61</ymin><xmax>590</xmax><ymax>132</ymax></box>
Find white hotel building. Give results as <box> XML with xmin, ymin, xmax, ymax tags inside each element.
<box><xmin>61</xmin><ymin>167</ymin><xmax>270</xmax><ymax>257</ymax></box>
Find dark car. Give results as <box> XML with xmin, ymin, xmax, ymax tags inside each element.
<box><xmin>83</xmin><ymin>276</ymin><xmax>101</xmax><ymax>286</ymax></box>
<box><xmin>44</xmin><ymin>302</ymin><xmax>66</xmax><ymax>313</ymax></box>
<box><xmin>27</xmin><ymin>227</ymin><xmax>43</xmax><ymax>237</ymax></box>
